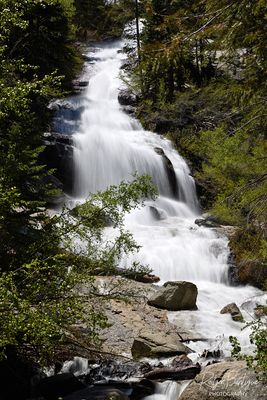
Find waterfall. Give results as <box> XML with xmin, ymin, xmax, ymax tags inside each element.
<box><xmin>71</xmin><ymin>40</ymin><xmax>265</xmax><ymax>399</ymax></box>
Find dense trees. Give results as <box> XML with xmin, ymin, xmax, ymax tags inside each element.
<box><xmin>135</xmin><ymin>0</ymin><xmax>267</xmax><ymax>288</ymax></box>
<box><xmin>74</xmin><ymin>0</ymin><xmax>135</xmax><ymax>38</ymax></box>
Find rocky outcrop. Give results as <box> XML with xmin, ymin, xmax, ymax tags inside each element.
<box><xmin>148</xmin><ymin>281</ymin><xmax>198</xmax><ymax>311</ymax></box>
<box><xmin>96</xmin><ymin>278</ymin><xmax>198</xmax><ymax>357</ymax></box>
<box><xmin>154</xmin><ymin>147</ymin><xmax>178</xmax><ymax>198</ymax></box>
<box><xmin>195</xmin><ymin>216</ymin><xmax>221</xmax><ymax>228</ymax></box>
<box><xmin>220</xmin><ymin>303</ymin><xmax>244</xmax><ymax>322</ymax></box>
<box><xmin>179</xmin><ymin>361</ymin><xmax>266</xmax><ymax>400</ymax></box>
<box><xmin>72</xmin><ymin>79</ymin><xmax>89</xmax><ymax>94</ymax></box>
<box><xmin>131</xmin><ymin>330</ymin><xmax>189</xmax><ymax>360</ymax></box>
<box><xmin>118</xmin><ymin>88</ymin><xmax>139</xmax><ymax>106</ymax></box>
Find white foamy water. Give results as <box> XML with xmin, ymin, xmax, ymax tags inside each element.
<box><xmin>71</xmin><ymin>40</ymin><xmax>265</xmax><ymax>399</ymax></box>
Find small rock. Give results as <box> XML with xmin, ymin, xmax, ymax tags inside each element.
<box><xmin>171</xmin><ymin>354</ymin><xmax>193</xmax><ymax>368</ymax></box>
<box><xmin>220</xmin><ymin>303</ymin><xmax>244</xmax><ymax>322</ymax></box>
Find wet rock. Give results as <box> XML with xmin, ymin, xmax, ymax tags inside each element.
<box><xmin>171</xmin><ymin>354</ymin><xmax>193</xmax><ymax>368</ymax></box>
<box><xmin>72</xmin><ymin>80</ymin><xmax>89</xmax><ymax>94</ymax></box>
<box><xmin>120</xmin><ymin>60</ymin><xmax>133</xmax><ymax>71</ymax></box>
<box><xmin>227</xmin><ymin>251</ymin><xmax>240</xmax><ymax>286</ymax></box>
<box><xmin>179</xmin><ymin>361</ymin><xmax>266</xmax><ymax>400</ymax></box>
<box><xmin>38</xmin><ymin>373</ymin><xmax>85</xmax><ymax>400</ymax></box>
<box><xmin>143</xmin><ymin>364</ymin><xmax>201</xmax><ymax>381</ymax></box>
<box><xmin>118</xmin><ymin>89</ymin><xmax>139</xmax><ymax>106</ymax></box>
<box><xmin>194</xmin><ymin>217</ymin><xmax>221</xmax><ymax>228</ymax></box>
<box><xmin>201</xmin><ymin>349</ymin><xmax>222</xmax><ymax>359</ymax></box>
<box><xmin>148</xmin><ymin>281</ymin><xmax>198</xmax><ymax>311</ymax></box>
<box><xmin>80</xmin><ymin>359</ymin><xmax>151</xmax><ymax>385</ymax></box>
<box><xmin>121</xmin><ymin>105</ymin><xmax>136</xmax><ymax>115</ymax></box>
<box><xmin>220</xmin><ymin>303</ymin><xmax>244</xmax><ymax>322</ymax></box>
<box><xmin>131</xmin><ymin>330</ymin><xmax>189</xmax><ymax>360</ymax></box>
<box><xmin>48</xmin><ymin>99</ymin><xmax>74</xmax><ymax>111</ymax></box>
<box><xmin>63</xmin><ymin>386</ymin><xmax>129</xmax><ymax>400</ymax></box>
<box><xmin>149</xmin><ymin>205</ymin><xmax>167</xmax><ymax>221</ymax></box>
<box><xmin>40</xmin><ymin>132</ymin><xmax>73</xmax><ymax>194</ymax></box>
<box><xmin>154</xmin><ymin>147</ymin><xmax>165</xmax><ymax>156</ymax></box>
<box><xmin>154</xmin><ymin>147</ymin><xmax>178</xmax><ymax>198</ymax></box>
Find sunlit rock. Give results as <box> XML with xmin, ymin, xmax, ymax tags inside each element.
<box><xmin>148</xmin><ymin>281</ymin><xmax>198</xmax><ymax>311</ymax></box>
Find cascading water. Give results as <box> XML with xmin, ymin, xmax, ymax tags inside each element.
<box><xmin>70</xmin><ymin>40</ymin><xmax>265</xmax><ymax>399</ymax></box>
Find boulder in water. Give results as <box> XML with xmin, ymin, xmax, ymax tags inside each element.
<box><xmin>149</xmin><ymin>205</ymin><xmax>167</xmax><ymax>220</ymax></box>
<box><xmin>148</xmin><ymin>281</ymin><xmax>198</xmax><ymax>311</ymax></box>
<box><xmin>131</xmin><ymin>330</ymin><xmax>189</xmax><ymax>359</ymax></box>
<box><xmin>220</xmin><ymin>303</ymin><xmax>244</xmax><ymax>322</ymax></box>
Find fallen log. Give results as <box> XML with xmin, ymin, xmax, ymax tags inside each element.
<box><xmin>144</xmin><ymin>364</ymin><xmax>201</xmax><ymax>381</ymax></box>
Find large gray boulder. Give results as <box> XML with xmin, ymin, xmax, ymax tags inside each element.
<box><xmin>148</xmin><ymin>281</ymin><xmax>198</xmax><ymax>311</ymax></box>
<box><xmin>179</xmin><ymin>361</ymin><xmax>266</xmax><ymax>400</ymax></box>
<box><xmin>131</xmin><ymin>330</ymin><xmax>189</xmax><ymax>359</ymax></box>
<box><xmin>220</xmin><ymin>303</ymin><xmax>244</xmax><ymax>322</ymax></box>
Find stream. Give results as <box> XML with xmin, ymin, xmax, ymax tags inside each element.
<box><xmin>56</xmin><ymin>39</ymin><xmax>265</xmax><ymax>399</ymax></box>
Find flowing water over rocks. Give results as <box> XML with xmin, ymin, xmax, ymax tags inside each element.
<box><xmin>54</xmin><ymin>39</ymin><xmax>267</xmax><ymax>399</ymax></box>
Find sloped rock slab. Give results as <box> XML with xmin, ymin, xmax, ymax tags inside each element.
<box><xmin>131</xmin><ymin>330</ymin><xmax>190</xmax><ymax>360</ymax></box>
<box><xmin>179</xmin><ymin>361</ymin><xmax>266</xmax><ymax>400</ymax></box>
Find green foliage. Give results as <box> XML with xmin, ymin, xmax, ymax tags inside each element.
<box><xmin>74</xmin><ymin>0</ymin><xmax>135</xmax><ymax>39</ymax></box>
<box><xmin>0</xmin><ymin>0</ymin><xmax>81</xmax><ymax>88</ymax></box>
<box><xmin>0</xmin><ymin>0</ymin><xmax>152</xmax><ymax>366</ymax></box>
<box><xmin>230</xmin><ymin>318</ymin><xmax>267</xmax><ymax>382</ymax></box>
<box><xmin>0</xmin><ymin>176</ymin><xmax>157</xmax><ymax>364</ymax></box>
